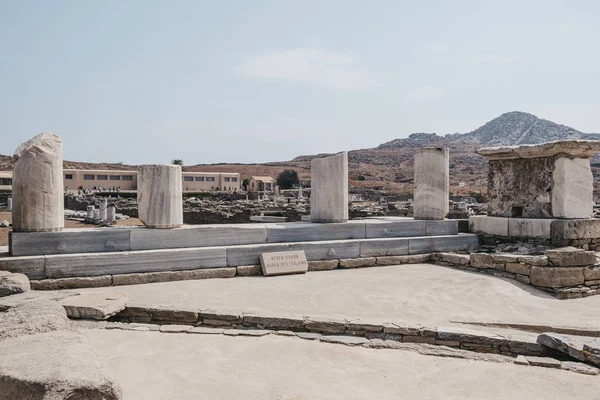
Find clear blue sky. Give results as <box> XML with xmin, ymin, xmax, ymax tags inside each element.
<box><xmin>1</xmin><ymin>0</ymin><xmax>599</xmax><ymax>164</ymax></box>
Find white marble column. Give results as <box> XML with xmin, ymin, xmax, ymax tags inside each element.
<box><xmin>99</xmin><ymin>199</ymin><xmax>108</xmax><ymax>220</ymax></box>
<box><xmin>414</xmin><ymin>147</ymin><xmax>449</xmax><ymax>220</ymax></box>
<box><xmin>311</xmin><ymin>152</ymin><xmax>348</xmax><ymax>223</ymax></box>
<box><xmin>107</xmin><ymin>206</ymin><xmax>116</xmax><ymax>222</ymax></box>
<box><xmin>86</xmin><ymin>205</ymin><xmax>94</xmax><ymax>219</ymax></box>
<box><xmin>12</xmin><ymin>133</ymin><xmax>64</xmax><ymax>232</ymax></box>
<box><xmin>137</xmin><ymin>165</ymin><xmax>183</xmax><ymax>229</ymax></box>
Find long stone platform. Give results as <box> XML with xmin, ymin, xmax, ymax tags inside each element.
<box><xmin>9</xmin><ymin>217</ymin><xmax>458</xmax><ymax>256</ymax></box>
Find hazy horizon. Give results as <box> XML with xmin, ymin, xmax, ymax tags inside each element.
<box><xmin>2</xmin><ymin>1</ymin><xmax>599</xmax><ymax>165</ymax></box>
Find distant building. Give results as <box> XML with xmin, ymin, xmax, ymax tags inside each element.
<box><xmin>0</xmin><ymin>169</ymin><xmax>240</xmax><ymax>192</ymax></box>
<box><xmin>248</xmin><ymin>176</ymin><xmax>275</xmax><ymax>192</ymax></box>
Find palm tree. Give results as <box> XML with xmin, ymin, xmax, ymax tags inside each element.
<box><xmin>171</xmin><ymin>159</ymin><xmax>184</xmax><ymax>166</ymax></box>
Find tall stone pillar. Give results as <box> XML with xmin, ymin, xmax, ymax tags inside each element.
<box><xmin>6</xmin><ymin>198</ymin><xmax>11</xmax><ymax>211</ymax></box>
<box><xmin>311</xmin><ymin>152</ymin><xmax>348</xmax><ymax>223</ymax></box>
<box><xmin>414</xmin><ymin>147</ymin><xmax>449</xmax><ymax>220</ymax></box>
<box><xmin>12</xmin><ymin>133</ymin><xmax>64</xmax><ymax>232</ymax></box>
<box><xmin>137</xmin><ymin>165</ymin><xmax>183</xmax><ymax>229</ymax></box>
<box><xmin>99</xmin><ymin>199</ymin><xmax>108</xmax><ymax>220</ymax></box>
<box><xmin>107</xmin><ymin>206</ymin><xmax>116</xmax><ymax>222</ymax></box>
<box><xmin>87</xmin><ymin>205</ymin><xmax>95</xmax><ymax>219</ymax></box>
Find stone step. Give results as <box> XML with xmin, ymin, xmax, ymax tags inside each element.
<box><xmin>9</xmin><ymin>218</ymin><xmax>459</xmax><ymax>256</ymax></box>
<box><xmin>1</xmin><ymin>234</ymin><xmax>478</xmax><ymax>280</ymax></box>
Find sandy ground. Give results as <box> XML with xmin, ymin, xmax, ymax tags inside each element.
<box><xmin>87</xmin><ymin>329</ymin><xmax>598</xmax><ymax>400</ymax></box>
<box><xmin>73</xmin><ymin>264</ymin><xmax>600</xmax><ymax>330</ymax></box>
<box><xmin>0</xmin><ymin>211</ymin><xmax>142</xmax><ymax>246</ymax></box>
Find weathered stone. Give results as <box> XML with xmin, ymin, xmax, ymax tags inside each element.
<box><xmin>479</xmin><ymin>140</ymin><xmax>600</xmax><ymax>160</ymax></box>
<box><xmin>515</xmin><ymin>275</ymin><xmax>531</xmax><ymax>284</ymax></box>
<box><xmin>505</xmin><ymin>262</ymin><xmax>530</xmax><ymax>276</ymax></box>
<box><xmin>307</xmin><ymin>260</ymin><xmax>339</xmax><ymax>271</ymax></box>
<box><xmin>524</xmin><ymin>356</ymin><xmax>561</xmax><ymax>368</ymax></box>
<box><xmin>0</xmin><ymin>299</ymin><xmax>73</xmax><ymax>340</ymax></box>
<box><xmin>413</xmin><ymin>147</ymin><xmax>449</xmax><ymax>220</ymax></box>
<box><xmin>514</xmin><ymin>355</ymin><xmax>529</xmax><ymax>365</ymax></box>
<box><xmin>153</xmin><ymin>308</ymin><xmax>198</xmax><ymax>324</ymax></box>
<box><xmin>468</xmin><ymin>216</ymin><xmax>508</xmax><ymax>236</ymax></box>
<box><xmin>236</xmin><ymin>329</ymin><xmax>271</xmax><ymax>337</ymax></box>
<box><xmin>188</xmin><ymin>327</ymin><xmax>224</xmax><ymax>335</ymax></box>
<box><xmin>436</xmin><ymin>327</ymin><xmax>506</xmax><ymax>346</ymax></box>
<box><xmin>236</xmin><ymin>265</ymin><xmax>262</xmax><ymax>276</ymax></box>
<box><xmin>137</xmin><ymin>164</ymin><xmax>183</xmax><ymax>228</ymax></box>
<box><xmin>0</xmin><ymin>330</ymin><xmax>122</xmax><ymax>400</ymax></box>
<box><xmin>508</xmin><ymin>218</ymin><xmax>553</xmax><ymax>238</ymax></box>
<box><xmin>376</xmin><ymin>254</ymin><xmax>431</xmax><ymax>266</ymax></box>
<box><xmin>338</xmin><ymin>257</ymin><xmax>376</xmax><ymax>269</ymax></box>
<box><xmin>274</xmin><ymin>330</ymin><xmax>296</xmax><ymax>336</ymax></box>
<box><xmin>470</xmin><ymin>253</ymin><xmax>495</xmax><ymax>269</ymax></box>
<box><xmin>296</xmin><ymin>332</ymin><xmax>322</xmax><ymax>341</ymax></box>
<box><xmin>59</xmin><ymin>293</ymin><xmax>128</xmax><ymax>320</ymax></box>
<box><xmin>552</xmin><ymin>158</ymin><xmax>593</xmax><ymax>218</ymax></box>
<box><xmin>561</xmin><ymin>361</ymin><xmax>600</xmax><ymax>375</ymax></box>
<box><xmin>345</xmin><ymin>320</ymin><xmax>384</xmax><ymax>333</ymax></box>
<box><xmin>222</xmin><ymin>329</ymin><xmax>241</xmax><ymax>336</ymax></box>
<box><xmin>545</xmin><ymin>247</ymin><xmax>597</xmax><ymax>267</ymax></box>
<box><xmin>537</xmin><ymin>333</ymin><xmax>600</xmax><ymax>367</ymax></box>
<box><xmin>243</xmin><ymin>314</ymin><xmax>304</xmax><ymax>330</ymax></box>
<box><xmin>530</xmin><ymin>266</ymin><xmax>585</xmax><ymax>288</ymax></box>
<box><xmin>12</xmin><ymin>133</ymin><xmax>64</xmax><ymax>232</ymax></box>
<box><xmin>304</xmin><ymin>317</ymin><xmax>346</xmax><ymax>334</ymax></box>
<box><xmin>159</xmin><ymin>324</ymin><xmax>193</xmax><ymax>333</ymax></box>
<box><xmin>260</xmin><ymin>250</ymin><xmax>308</xmax><ymax>276</ymax></box>
<box><xmin>31</xmin><ymin>275</ymin><xmax>113</xmax><ymax>290</ymax></box>
<box><xmin>437</xmin><ymin>253</ymin><xmax>470</xmax><ymax>265</ymax></box>
<box><xmin>112</xmin><ymin>267</ymin><xmax>236</xmax><ymax>286</ymax></box>
<box><xmin>198</xmin><ymin>309</ymin><xmax>242</xmax><ymax>323</ymax></box>
<box><xmin>311</xmin><ymin>152</ymin><xmax>348</xmax><ymax>223</ymax></box>
<box><xmin>0</xmin><ymin>271</ymin><xmax>30</xmax><ymax>297</ymax></box>
<box><xmin>551</xmin><ymin>219</ymin><xmax>600</xmax><ymax>241</ymax></box>
<box><xmin>403</xmin><ymin>336</ymin><xmax>435</xmax><ymax>344</ymax></box>
<box><xmin>321</xmin><ymin>335</ymin><xmax>370</xmax><ymax>346</ymax></box>
<box><xmin>584</xmin><ymin>266</ymin><xmax>600</xmax><ymax>281</ymax></box>
<box><xmin>518</xmin><ymin>255</ymin><xmax>548</xmax><ymax>266</ymax></box>
<box><xmin>382</xmin><ymin>323</ymin><xmax>421</xmax><ymax>336</ymax></box>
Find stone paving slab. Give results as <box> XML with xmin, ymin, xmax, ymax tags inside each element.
<box><xmin>66</xmin><ymin>264</ymin><xmax>600</xmax><ymax>331</ymax></box>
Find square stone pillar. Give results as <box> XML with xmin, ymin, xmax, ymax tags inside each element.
<box><xmin>311</xmin><ymin>152</ymin><xmax>348</xmax><ymax>223</ymax></box>
<box><xmin>414</xmin><ymin>147</ymin><xmax>449</xmax><ymax>220</ymax></box>
<box><xmin>552</xmin><ymin>158</ymin><xmax>593</xmax><ymax>218</ymax></box>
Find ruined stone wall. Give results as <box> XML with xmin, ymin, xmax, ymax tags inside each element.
<box><xmin>183</xmin><ymin>209</ymin><xmax>251</xmax><ymax>224</ymax></box>
<box><xmin>487</xmin><ymin>158</ymin><xmax>554</xmax><ymax>218</ymax></box>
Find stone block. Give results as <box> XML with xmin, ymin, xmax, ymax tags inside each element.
<box><xmin>530</xmin><ymin>266</ymin><xmax>585</xmax><ymax>288</ymax></box>
<box><xmin>537</xmin><ymin>333</ymin><xmax>600</xmax><ymax>367</ymax></box>
<box><xmin>470</xmin><ymin>253</ymin><xmax>495</xmax><ymax>269</ymax></box>
<box><xmin>505</xmin><ymin>262</ymin><xmax>531</xmax><ymax>276</ymax></box>
<box><xmin>267</xmin><ymin>221</ymin><xmax>364</xmax><ymax>243</ymax></box>
<box><xmin>260</xmin><ymin>250</ymin><xmax>308</xmax><ymax>276</ymax></box>
<box><xmin>300</xmin><ymin>240</ymin><xmax>360</xmax><ymax>261</ymax></box>
<box><xmin>583</xmin><ymin>266</ymin><xmax>600</xmax><ymax>281</ymax></box>
<box><xmin>112</xmin><ymin>267</ymin><xmax>236</xmax><ymax>286</ymax></box>
<box><xmin>524</xmin><ymin>356</ymin><xmax>561</xmax><ymax>368</ymax></box>
<box><xmin>307</xmin><ymin>260</ymin><xmax>339</xmax><ymax>271</ymax></box>
<box><xmin>438</xmin><ymin>253</ymin><xmax>470</xmax><ymax>265</ymax></box>
<box><xmin>408</xmin><ymin>234</ymin><xmax>478</xmax><ymax>254</ymax></box>
<box><xmin>425</xmin><ymin>220</ymin><xmax>458</xmax><ymax>235</ymax></box>
<box><xmin>130</xmin><ymin>224</ymin><xmax>267</xmax><ymax>251</ymax></box>
<box><xmin>339</xmin><ymin>257</ymin><xmax>376</xmax><ymax>268</ymax></box>
<box><xmin>414</xmin><ymin>148</ymin><xmax>449</xmax><ymax>220</ymax></box>
<box><xmin>10</xmin><ymin>228</ymin><xmax>130</xmax><ymax>256</ymax></box>
<box><xmin>159</xmin><ymin>325</ymin><xmax>193</xmax><ymax>333</ymax></box>
<box><xmin>436</xmin><ymin>327</ymin><xmax>506</xmax><ymax>346</ymax></box>
<box><xmin>468</xmin><ymin>216</ymin><xmax>509</xmax><ymax>236</ymax></box>
<box><xmin>0</xmin><ymin>254</ymin><xmax>45</xmax><ymax>280</ymax></box>
<box><xmin>552</xmin><ymin>158</ymin><xmax>593</xmax><ymax>218</ymax></box>
<box><xmin>12</xmin><ymin>133</ymin><xmax>64</xmax><ymax>232</ymax></box>
<box><xmin>508</xmin><ymin>218</ymin><xmax>552</xmax><ymax>238</ymax></box>
<box><xmin>359</xmin><ymin>238</ymin><xmax>409</xmax><ymax>257</ymax></box>
<box><xmin>243</xmin><ymin>314</ymin><xmax>305</xmax><ymax>330</ymax></box>
<box><xmin>31</xmin><ymin>276</ymin><xmax>113</xmax><ymax>290</ymax></box>
<box><xmin>551</xmin><ymin>219</ymin><xmax>600</xmax><ymax>241</ymax></box>
<box><xmin>45</xmin><ymin>247</ymin><xmax>227</xmax><ymax>278</ymax></box>
<box><xmin>311</xmin><ymin>152</ymin><xmax>348</xmax><ymax>223</ymax></box>
<box><xmin>137</xmin><ymin>164</ymin><xmax>183</xmax><ymax>228</ymax></box>
<box><xmin>0</xmin><ymin>271</ymin><xmax>30</xmax><ymax>297</ymax></box>
<box><xmin>376</xmin><ymin>254</ymin><xmax>431</xmax><ymax>266</ymax></box>
<box><xmin>545</xmin><ymin>247</ymin><xmax>597</xmax><ymax>266</ymax></box>
<box><xmin>227</xmin><ymin>243</ymin><xmax>301</xmax><ymax>266</ymax></box>
<box><xmin>59</xmin><ymin>293</ymin><xmax>128</xmax><ymax>320</ymax></box>
<box><xmin>518</xmin><ymin>255</ymin><xmax>548</xmax><ymax>266</ymax></box>
<box><xmin>304</xmin><ymin>317</ymin><xmax>346</xmax><ymax>334</ymax></box>
<box><xmin>365</xmin><ymin>219</ymin><xmax>426</xmax><ymax>238</ymax></box>
<box><xmin>320</xmin><ymin>335</ymin><xmax>370</xmax><ymax>346</ymax></box>
<box><xmin>153</xmin><ymin>308</ymin><xmax>198</xmax><ymax>324</ymax></box>
<box><xmin>236</xmin><ymin>265</ymin><xmax>262</xmax><ymax>276</ymax></box>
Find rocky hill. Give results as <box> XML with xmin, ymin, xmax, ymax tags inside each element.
<box><xmin>2</xmin><ymin>111</ymin><xmax>599</xmax><ymax>196</ymax></box>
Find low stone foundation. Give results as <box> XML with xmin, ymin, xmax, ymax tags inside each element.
<box><xmin>433</xmin><ymin>248</ymin><xmax>600</xmax><ymax>299</ymax></box>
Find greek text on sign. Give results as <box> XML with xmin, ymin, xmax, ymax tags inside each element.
<box><xmin>259</xmin><ymin>250</ymin><xmax>308</xmax><ymax>276</ymax></box>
